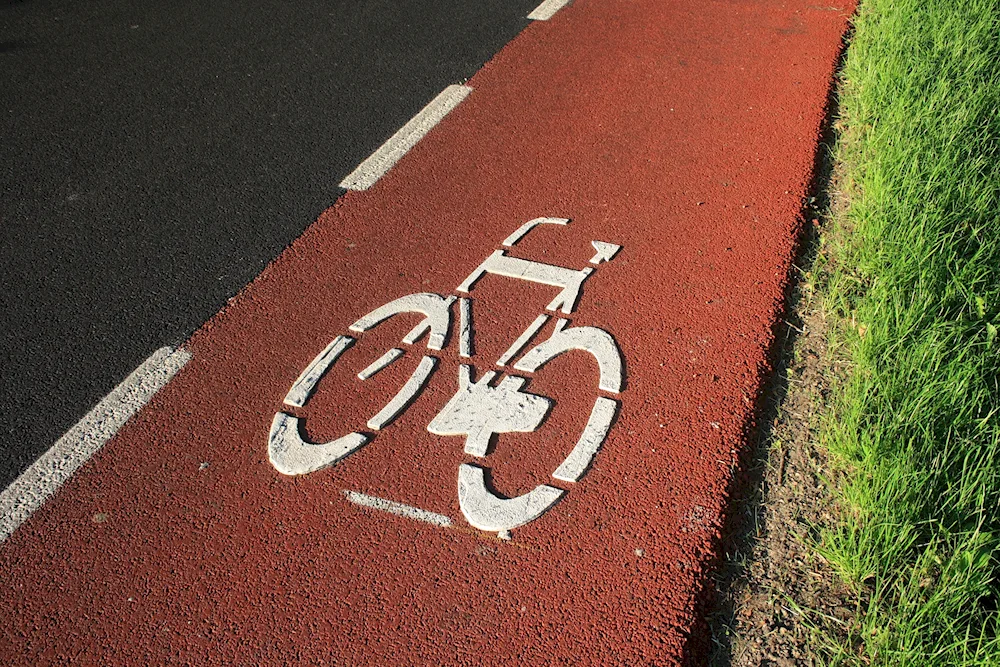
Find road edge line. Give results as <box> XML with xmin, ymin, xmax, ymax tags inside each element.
<box><xmin>339</xmin><ymin>84</ymin><xmax>473</xmax><ymax>191</ymax></box>
<box><xmin>0</xmin><ymin>346</ymin><xmax>192</xmax><ymax>544</ymax></box>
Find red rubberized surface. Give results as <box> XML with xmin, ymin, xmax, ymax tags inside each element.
<box><xmin>1</xmin><ymin>0</ymin><xmax>852</xmax><ymax>663</ymax></box>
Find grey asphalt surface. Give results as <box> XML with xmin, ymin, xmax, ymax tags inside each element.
<box><xmin>0</xmin><ymin>0</ymin><xmax>539</xmax><ymax>490</ymax></box>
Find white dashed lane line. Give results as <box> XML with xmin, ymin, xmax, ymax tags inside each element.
<box><xmin>339</xmin><ymin>84</ymin><xmax>473</xmax><ymax>191</ymax></box>
<box><xmin>527</xmin><ymin>0</ymin><xmax>572</xmax><ymax>21</ymax></box>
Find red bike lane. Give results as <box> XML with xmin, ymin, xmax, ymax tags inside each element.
<box><xmin>1</xmin><ymin>0</ymin><xmax>853</xmax><ymax>663</ymax></box>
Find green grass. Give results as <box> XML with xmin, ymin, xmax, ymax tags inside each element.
<box><xmin>813</xmin><ymin>0</ymin><xmax>1000</xmax><ymax>663</ymax></box>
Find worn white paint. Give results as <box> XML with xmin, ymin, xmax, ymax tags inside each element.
<box><xmin>552</xmin><ymin>397</ymin><xmax>618</xmax><ymax>482</ymax></box>
<box><xmin>284</xmin><ymin>335</ymin><xmax>354</xmax><ymax>408</ymax></box>
<box><xmin>357</xmin><ymin>348</ymin><xmax>404</xmax><ymax>380</ymax></box>
<box><xmin>343</xmin><ymin>490</ymin><xmax>453</xmax><ymax>528</ymax></box>
<box><xmin>457</xmin><ymin>250</ymin><xmax>593</xmax><ymax>314</ymax></box>
<box><xmin>514</xmin><ymin>325</ymin><xmax>624</xmax><ymax>393</ymax></box>
<box><xmin>339</xmin><ymin>85</ymin><xmax>473</xmax><ymax>191</ymax></box>
<box><xmin>268</xmin><ymin>412</ymin><xmax>369</xmax><ymax>476</ymax></box>
<box><xmin>589</xmin><ymin>240</ymin><xmax>622</xmax><ymax>265</ymax></box>
<box><xmin>457</xmin><ymin>464</ymin><xmax>564</xmax><ymax>532</ymax></box>
<box><xmin>496</xmin><ymin>314</ymin><xmax>549</xmax><ymax>367</ymax></box>
<box><xmin>402</xmin><ymin>294</ymin><xmax>454</xmax><ymax>344</ymax></box>
<box><xmin>428</xmin><ymin>365</ymin><xmax>551</xmax><ymax>457</ymax></box>
<box><xmin>367</xmin><ymin>355</ymin><xmax>437</xmax><ymax>430</ymax></box>
<box><xmin>458</xmin><ymin>298</ymin><xmax>473</xmax><ymax>358</ymax></box>
<box><xmin>527</xmin><ymin>0</ymin><xmax>572</xmax><ymax>20</ymax></box>
<box><xmin>267</xmin><ymin>228</ymin><xmax>626</xmax><ymax>534</ymax></box>
<box><xmin>0</xmin><ymin>346</ymin><xmax>191</xmax><ymax>543</ymax></box>
<box><xmin>501</xmin><ymin>217</ymin><xmax>569</xmax><ymax>247</ymax></box>
<box><xmin>350</xmin><ymin>293</ymin><xmax>452</xmax><ymax>350</ymax></box>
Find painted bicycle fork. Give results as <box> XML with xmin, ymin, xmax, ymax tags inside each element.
<box><xmin>268</xmin><ymin>218</ymin><xmax>624</xmax><ymax>534</ymax></box>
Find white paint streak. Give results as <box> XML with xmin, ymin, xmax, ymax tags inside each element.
<box><xmin>351</xmin><ymin>293</ymin><xmax>452</xmax><ymax>351</ymax></box>
<box><xmin>496</xmin><ymin>314</ymin><xmax>549</xmax><ymax>367</ymax></box>
<box><xmin>501</xmin><ymin>217</ymin><xmax>569</xmax><ymax>247</ymax></box>
<box><xmin>527</xmin><ymin>0</ymin><xmax>572</xmax><ymax>20</ymax></box>
<box><xmin>339</xmin><ymin>85</ymin><xmax>473</xmax><ymax>191</ymax></box>
<box><xmin>457</xmin><ymin>464</ymin><xmax>564</xmax><ymax>532</ymax></box>
<box><xmin>0</xmin><ymin>346</ymin><xmax>191</xmax><ymax>543</ymax></box>
<box><xmin>284</xmin><ymin>335</ymin><xmax>354</xmax><ymax>408</ymax></box>
<box><xmin>514</xmin><ymin>325</ymin><xmax>624</xmax><ymax>393</ymax></box>
<box><xmin>367</xmin><ymin>355</ymin><xmax>437</xmax><ymax>430</ymax></box>
<box><xmin>457</xmin><ymin>250</ymin><xmax>593</xmax><ymax>314</ymax></box>
<box><xmin>343</xmin><ymin>490</ymin><xmax>453</xmax><ymax>528</ymax></box>
<box><xmin>428</xmin><ymin>366</ymin><xmax>551</xmax><ymax>457</ymax></box>
<box><xmin>552</xmin><ymin>397</ymin><xmax>618</xmax><ymax>482</ymax></box>
<box><xmin>357</xmin><ymin>348</ymin><xmax>404</xmax><ymax>380</ymax></box>
<box><xmin>402</xmin><ymin>321</ymin><xmax>428</xmax><ymax>346</ymax></box>
<box><xmin>458</xmin><ymin>298</ymin><xmax>473</xmax><ymax>358</ymax></box>
<box><xmin>589</xmin><ymin>240</ymin><xmax>622</xmax><ymax>265</ymax></box>
<box><xmin>268</xmin><ymin>413</ymin><xmax>369</xmax><ymax>476</ymax></box>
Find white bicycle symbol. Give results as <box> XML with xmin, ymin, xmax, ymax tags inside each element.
<box><xmin>268</xmin><ymin>217</ymin><xmax>624</xmax><ymax>534</ymax></box>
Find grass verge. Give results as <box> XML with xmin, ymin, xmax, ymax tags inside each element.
<box><xmin>814</xmin><ymin>0</ymin><xmax>1000</xmax><ymax>663</ymax></box>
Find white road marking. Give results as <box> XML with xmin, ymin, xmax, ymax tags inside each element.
<box><xmin>284</xmin><ymin>335</ymin><xmax>354</xmax><ymax>408</ymax></box>
<box><xmin>357</xmin><ymin>348</ymin><xmax>404</xmax><ymax>380</ymax></box>
<box><xmin>339</xmin><ymin>85</ymin><xmax>473</xmax><ymax>191</ymax></box>
<box><xmin>268</xmin><ymin>413</ymin><xmax>370</xmax><ymax>476</ymax></box>
<box><xmin>589</xmin><ymin>240</ymin><xmax>622</xmax><ymax>264</ymax></box>
<box><xmin>552</xmin><ymin>396</ymin><xmax>618</xmax><ymax>482</ymax></box>
<box><xmin>351</xmin><ymin>293</ymin><xmax>453</xmax><ymax>351</ymax></box>
<box><xmin>400</xmin><ymin>292</ymin><xmax>454</xmax><ymax>346</ymax></box>
<box><xmin>496</xmin><ymin>314</ymin><xmax>549</xmax><ymax>367</ymax></box>
<box><xmin>267</xmin><ymin>223</ymin><xmax>627</xmax><ymax>534</ymax></box>
<box><xmin>458</xmin><ymin>297</ymin><xmax>473</xmax><ymax>358</ymax></box>
<box><xmin>343</xmin><ymin>490</ymin><xmax>453</xmax><ymax>528</ymax></box>
<box><xmin>457</xmin><ymin>463</ymin><xmax>564</xmax><ymax>533</ymax></box>
<box><xmin>514</xmin><ymin>325</ymin><xmax>624</xmax><ymax>393</ymax></box>
<box><xmin>428</xmin><ymin>365</ymin><xmax>551</xmax><ymax>457</ymax></box>
<box><xmin>458</xmin><ymin>250</ymin><xmax>593</xmax><ymax>314</ymax></box>
<box><xmin>527</xmin><ymin>0</ymin><xmax>572</xmax><ymax>20</ymax></box>
<box><xmin>501</xmin><ymin>217</ymin><xmax>569</xmax><ymax>247</ymax></box>
<box><xmin>0</xmin><ymin>346</ymin><xmax>191</xmax><ymax>543</ymax></box>
<box><xmin>367</xmin><ymin>355</ymin><xmax>437</xmax><ymax>430</ymax></box>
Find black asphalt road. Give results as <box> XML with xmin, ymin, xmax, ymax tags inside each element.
<box><xmin>0</xmin><ymin>0</ymin><xmax>539</xmax><ymax>490</ymax></box>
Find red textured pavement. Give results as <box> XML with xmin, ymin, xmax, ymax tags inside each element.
<box><xmin>1</xmin><ymin>0</ymin><xmax>853</xmax><ymax>663</ymax></box>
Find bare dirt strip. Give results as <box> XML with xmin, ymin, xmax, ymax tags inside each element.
<box><xmin>0</xmin><ymin>0</ymin><xmax>852</xmax><ymax>663</ymax></box>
